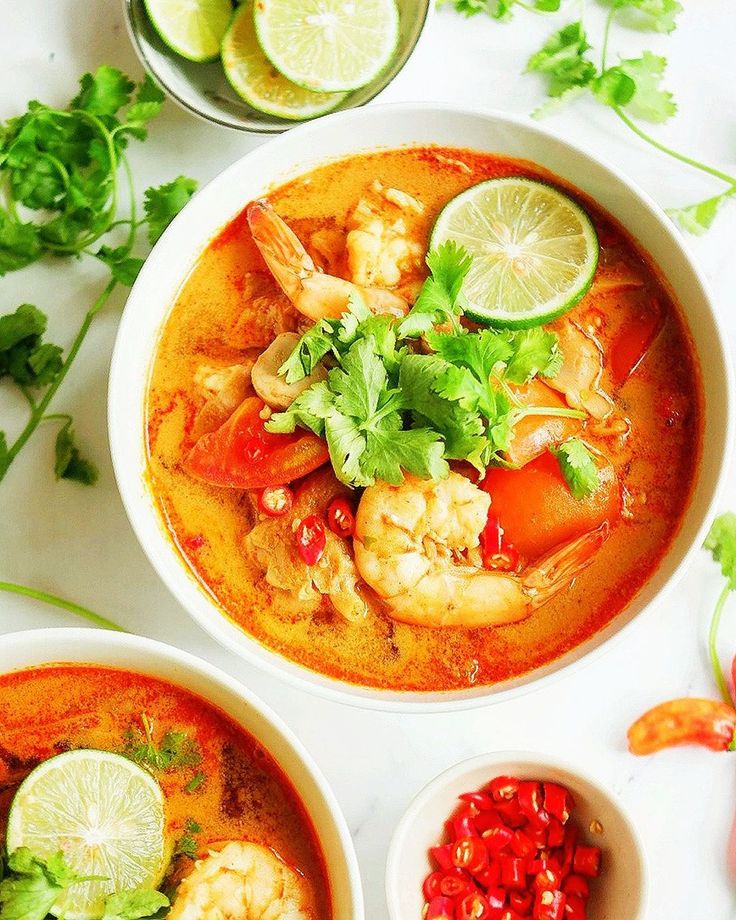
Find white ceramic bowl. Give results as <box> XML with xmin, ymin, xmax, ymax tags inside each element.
<box><xmin>0</xmin><ymin>628</ymin><xmax>364</xmax><ymax>920</ymax></box>
<box><xmin>386</xmin><ymin>751</ymin><xmax>648</xmax><ymax>920</ymax></box>
<box><xmin>109</xmin><ymin>103</ymin><xmax>734</xmax><ymax>712</ymax></box>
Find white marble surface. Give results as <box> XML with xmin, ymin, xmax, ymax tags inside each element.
<box><xmin>1</xmin><ymin>2</ymin><xmax>735</xmax><ymax>917</ymax></box>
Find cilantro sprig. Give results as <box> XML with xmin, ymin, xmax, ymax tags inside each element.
<box><xmin>0</xmin><ymin>66</ymin><xmax>197</xmax><ymax>486</ymax></box>
<box><xmin>268</xmin><ymin>244</ymin><xmax>583</xmax><ymax>487</ymax></box>
<box><xmin>123</xmin><ymin>713</ymin><xmax>202</xmax><ymax>772</ymax></box>
<box><xmin>553</xmin><ymin>437</ymin><xmax>600</xmax><ymax>499</ymax></box>
<box><xmin>525</xmin><ymin>5</ymin><xmax>736</xmax><ymax>234</ymax></box>
<box><xmin>704</xmin><ymin>513</ymin><xmax>736</xmax><ymax>704</ymax></box>
<box><xmin>438</xmin><ymin>0</ymin><xmax>560</xmax><ymax>23</ymax></box>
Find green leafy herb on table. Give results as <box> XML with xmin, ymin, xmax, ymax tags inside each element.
<box><xmin>124</xmin><ymin>713</ymin><xmax>202</xmax><ymax>772</ymax></box>
<box><xmin>0</xmin><ymin>848</ymin><xmax>104</xmax><ymax>920</ymax></box>
<box><xmin>704</xmin><ymin>513</ymin><xmax>736</xmax><ymax>704</ymax></box>
<box><xmin>525</xmin><ymin>8</ymin><xmax>736</xmax><ymax>234</ymax></box>
<box><xmin>174</xmin><ymin>820</ymin><xmax>202</xmax><ymax>860</ymax></box>
<box><xmin>0</xmin><ymin>66</ymin><xmax>197</xmax><ymax>485</ymax></box>
<box><xmin>438</xmin><ymin>0</ymin><xmax>560</xmax><ymax>23</ymax></box>
<box><xmin>268</xmin><ymin>244</ymin><xmax>584</xmax><ymax>487</ymax></box>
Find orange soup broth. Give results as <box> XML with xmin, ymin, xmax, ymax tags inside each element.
<box><xmin>146</xmin><ymin>146</ymin><xmax>703</xmax><ymax>692</ymax></box>
<box><xmin>0</xmin><ymin>665</ymin><xmax>331</xmax><ymax>917</ymax></box>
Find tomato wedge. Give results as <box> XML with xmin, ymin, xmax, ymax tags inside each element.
<box><xmin>184</xmin><ymin>396</ymin><xmax>329</xmax><ymax>489</ymax></box>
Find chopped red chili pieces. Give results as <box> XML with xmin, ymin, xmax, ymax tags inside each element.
<box><xmin>258</xmin><ymin>484</ymin><xmax>293</xmax><ymax>516</ymax></box>
<box><xmin>295</xmin><ymin>513</ymin><xmax>326</xmax><ymax>565</ymax></box>
<box><xmin>422</xmin><ymin>774</ymin><xmax>602</xmax><ymax>920</ymax></box>
<box><xmin>326</xmin><ymin>495</ymin><xmax>356</xmax><ymax>537</ymax></box>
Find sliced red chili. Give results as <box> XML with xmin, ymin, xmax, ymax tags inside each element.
<box><xmin>326</xmin><ymin>496</ymin><xmax>355</xmax><ymax>537</ymax></box>
<box><xmin>508</xmin><ymin>890</ymin><xmax>533</xmax><ymax>913</ymax></box>
<box><xmin>438</xmin><ymin>867</ymin><xmax>475</xmax><ymax>899</ymax></box>
<box><xmin>452</xmin><ymin>806</ymin><xmax>480</xmax><ymax>840</ymax></box>
<box><xmin>533</xmin><ymin>889</ymin><xmax>566</xmax><ymax>920</ymax></box>
<box><xmin>457</xmin><ymin>892</ymin><xmax>492</xmax><ymax>920</ymax></box>
<box><xmin>546</xmin><ymin>818</ymin><xmax>565</xmax><ymax>848</ymax></box>
<box><xmin>518</xmin><ymin>781</ymin><xmax>550</xmax><ymax>829</ymax></box>
<box><xmin>495</xmin><ymin>798</ymin><xmax>526</xmax><ymax>828</ymax></box>
<box><xmin>564</xmin><ymin>895</ymin><xmax>587</xmax><ymax>920</ymax></box>
<box><xmin>482</xmin><ymin>825</ymin><xmax>514</xmax><ymax>855</ymax></box>
<box><xmin>543</xmin><ymin>783</ymin><xmax>570</xmax><ymax>823</ymax></box>
<box><xmin>460</xmin><ymin>791</ymin><xmax>496</xmax><ymax>811</ymax></box>
<box><xmin>562</xmin><ymin>875</ymin><xmax>589</xmax><ymax>900</ymax></box>
<box><xmin>426</xmin><ymin>895</ymin><xmax>454</xmax><ymax>920</ymax></box>
<box><xmin>509</xmin><ymin>829</ymin><xmax>536</xmax><ymax>858</ymax></box>
<box><xmin>534</xmin><ymin>867</ymin><xmax>561</xmax><ymax>891</ymax></box>
<box><xmin>258</xmin><ymin>484</ymin><xmax>293</xmax><ymax>516</ymax></box>
<box><xmin>499</xmin><ymin>856</ymin><xmax>526</xmax><ymax>890</ymax></box>
<box><xmin>423</xmin><ymin>871</ymin><xmax>444</xmax><ymax>901</ymax></box>
<box><xmin>431</xmin><ymin>844</ymin><xmax>454</xmax><ymax>871</ymax></box>
<box><xmin>489</xmin><ymin>776</ymin><xmax>519</xmax><ymax>802</ymax></box>
<box><xmin>296</xmin><ymin>514</ymin><xmax>326</xmax><ymax>565</ymax></box>
<box><xmin>474</xmin><ymin>862</ymin><xmax>501</xmax><ymax>889</ymax></box>
<box><xmin>453</xmin><ymin>837</ymin><xmax>489</xmax><ymax>874</ymax></box>
<box><xmin>572</xmin><ymin>846</ymin><xmax>601</xmax><ymax>878</ymax></box>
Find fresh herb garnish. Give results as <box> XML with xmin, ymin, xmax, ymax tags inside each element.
<box><xmin>124</xmin><ymin>714</ymin><xmax>201</xmax><ymax>772</ymax></box>
<box><xmin>101</xmin><ymin>888</ymin><xmax>169</xmax><ymax>920</ymax></box>
<box><xmin>0</xmin><ymin>848</ymin><xmax>104</xmax><ymax>920</ymax></box>
<box><xmin>0</xmin><ymin>66</ymin><xmax>197</xmax><ymax>485</ymax></box>
<box><xmin>174</xmin><ymin>820</ymin><xmax>202</xmax><ymax>860</ymax></box>
<box><xmin>704</xmin><ymin>513</ymin><xmax>736</xmax><ymax>704</ymax></box>
<box><xmin>268</xmin><ymin>244</ymin><xmax>583</xmax><ymax>486</ymax></box>
<box><xmin>184</xmin><ymin>771</ymin><xmax>206</xmax><ymax>794</ymax></box>
<box><xmin>525</xmin><ymin>9</ymin><xmax>736</xmax><ymax>233</ymax></box>
<box><xmin>553</xmin><ymin>438</ymin><xmax>600</xmax><ymax>500</ymax></box>
<box><xmin>438</xmin><ymin>0</ymin><xmax>560</xmax><ymax>22</ymax></box>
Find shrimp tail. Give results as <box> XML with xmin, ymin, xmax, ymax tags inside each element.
<box><xmin>247</xmin><ymin>198</ymin><xmax>314</xmax><ymax>302</ymax></box>
<box><xmin>524</xmin><ymin>522</ymin><xmax>610</xmax><ymax>609</ymax></box>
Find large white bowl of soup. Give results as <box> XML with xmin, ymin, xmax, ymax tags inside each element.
<box><xmin>109</xmin><ymin>103</ymin><xmax>733</xmax><ymax>711</ymax></box>
<box><xmin>0</xmin><ymin>628</ymin><xmax>363</xmax><ymax>919</ymax></box>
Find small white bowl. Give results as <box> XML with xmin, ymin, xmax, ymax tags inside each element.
<box><xmin>0</xmin><ymin>628</ymin><xmax>364</xmax><ymax>920</ymax></box>
<box><xmin>109</xmin><ymin>103</ymin><xmax>734</xmax><ymax>711</ymax></box>
<box><xmin>386</xmin><ymin>751</ymin><xmax>648</xmax><ymax>920</ymax></box>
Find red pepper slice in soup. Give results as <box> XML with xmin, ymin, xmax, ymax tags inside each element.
<box><xmin>482</xmin><ymin>451</ymin><xmax>620</xmax><ymax>561</ymax></box>
<box><xmin>184</xmin><ymin>396</ymin><xmax>329</xmax><ymax>489</ymax></box>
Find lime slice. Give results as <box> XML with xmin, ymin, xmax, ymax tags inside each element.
<box><xmin>431</xmin><ymin>178</ymin><xmax>599</xmax><ymax>328</ymax></box>
<box><xmin>254</xmin><ymin>0</ymin><xmax>400</xmax><ymax>93</ymax></box>
<box><xmin>222</xmin><ymin>3</ymin><xmax>347</xmax><ymax>119</ymax></box>
<box><xmin>7</xmin><ymin>750</ymin><xmax>169</xmax><ymax>920</ymax></box>
<box><xmin>144</xmin><ymin>0</ymin><xmax>233</xmax><ymax>62</ymax></box>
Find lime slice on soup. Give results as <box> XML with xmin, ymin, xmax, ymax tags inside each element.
<box><xmin>222</xmin><ymin>3</ymin><xmax>348</xmax><ymax>119</ymax></box>
<box><xmin>7</xmin><ymin>750</ymin><xmax>169</xmax><ymax>920</ymax></box>
<box><xmin>144</xmin><ymin>0</ymin><xmax>233</xmax><ymax>62</ymax></box>
<box><xmin>254</xmin><ymin>0</ymin><xmax>400</xmax><ymax>93</ymax></box>
<box><xmin>431</xmin><ymin>178</ymin><xmax>599</xmax><ymax>328</ymax></box>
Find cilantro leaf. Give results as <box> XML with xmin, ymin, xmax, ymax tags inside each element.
<box><xmin>597</xmin><ymin>52</ymin><xmax>676</xmax><ymax>122</ymax></box>
<box><xmin>143</xmin><ymin>177</ymin><xmax>198</xmax><ymax>244</ymax></box>
<box><xmin>174</xmin><ymin>820</ymin><xmax>202</xmax><ymax>860</ymax></box>
<box><xmin>705</xmin><ymin>513</ymin><xmax>736</xmax><ymax>591</ymax></box>
<box><xmin>0</xmin><ymin>303</ymin><xmax>46</xmax><ymax>350</ymax></box>
<box><xmin>121</xmin><ymin>75</ymin><xmax>166</xmax><ymax>141</ymax></box>
<box><xmin>527</xmin><ymin>22</ymin><xmax>597</xmax><ymax>99</ymax></box>
<box><xmin>667</xmin><ymin>189</ymin><xmax>735</xmax><ymax>235</ymax></box>
<box><xmin>362</xmin><ymin>425</ymin><xmax>448</xmax><ymax>484</ymax></box>
<box><xmin>72</xmin><ymin>66</ymin><xmax>135</xmax><ymax>117</ymax></box>
<box><xmin>279</xmin><ymin>320</ymin><xmax>339</xmax><ymax>383</ymax></box>
<box><xmin>96</xmin><ymin>245</ymin><xmax>145</xmax><ymax>286</ymax></box>
<box><xmin>0</xmin><ymin>303</ymin><xmax>63</xmax><ymax>388</ymax></box>
<box><xmin>0</xmin><ymin>848</ymin><xmax>102</xmax><ymax>920</ymax></box>
<box><xmin>184</xmin><ymin>771</ymin><xmax>206</xmax><ymax>794</ymax></box>
<box><xmin>504</xmin><ymin>328</ymin><xmax>563</xmax><ymax>383</ymax></box>
<box><xmin>54</xmin><ymin>420</ymin><xmax>98</xmax><ymax>485</ymax></box>
<box><xmin>612</xmin><ymin>0</ymin><xmax>682</xmax><ymax>33</ymax></box>
<box><xmin>124</xmin><ymin>714</ymin><xmax>202</xmax><ymax>771</ymax></box>
<box><xmin>267</xmin><ymin>381</ymin><xmax>334</xmax><ymax>437</ymax></box>
<box><xmin>0</xmin><ymin>209</ymin><xmax>42</xmax><ymax>275</ymax></box>
<box><xmin>102</xmin><ymin>888</ymin><xmax>169</xmax><ymax>920</ymax></box>
<box><xmin>398</xmin><ymin>242</ymin><xmax>472</xmax><ymax>338</ymax></box>
<box><xmin>553</xmin><ymin>438</ymin><xmax>600</xmax><ymax>499</ymax></box>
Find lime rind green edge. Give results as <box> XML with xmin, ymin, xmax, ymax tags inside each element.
<box><xmin>6</xmin><ymin>750</ymin><xmax>172</xmax><ymax>919</ymax></box>
<box><xmin>144</xmin><ymin>0</ymin><xmax>232</xmax><ymax>63</ymax></box>
<box><xmin>430</xmin><ymin>177</ymin><xmax>600</xmax><ymax>330</ymax></box>
<box><xmin>222</xmin><ymin>12</ymin><xmax>348</xmax><ymax>120</ymax></box>
<box><xmin>253</xmin><ymin>0</ymin><xmax>401</xmax><ymax>94</ymax></box>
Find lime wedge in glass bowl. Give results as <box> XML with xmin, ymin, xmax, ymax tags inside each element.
<box><xmin>254</xmin><ymin>0</ymin><xmax>401</xmax><ymax>93</ymax></box>
<box><xmin>222</xmin><ymin>3</ymin><xmax>348</xmax><ymax>119</ymax></box>
<box><xmin>6</xmin><ymin>749</ymin><xmax>169</xmax><ymax>920</ymax></box>
<box><xmin>431</xmin><ymin>177</ymin><xmax>599</xmax><ymax>328</ymax></box>
<box><xmin>143</xmin><ymin>0</ymin><xmax>233</xmax><ymax>62</ymax></box>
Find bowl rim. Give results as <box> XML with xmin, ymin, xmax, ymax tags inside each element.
<box><xmin>0</xmin><ymin>626</ymin><xmax>365</xmax><ymax>919</ymax></box>
<box><xmin>119</xmin><ymin>0</ymin><xmax>433</xmax><ymax>135</ymax></box>
<box><xmin>385</xmin><ymin>749</ymin><xmax>650</xmax><ymax>920</ymax></box>
<box><xmin>108</xmin><ymin>100</ymin><xmax>735</xmax><ymax>714</ymax></box>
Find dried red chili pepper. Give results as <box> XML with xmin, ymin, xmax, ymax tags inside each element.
<box><xmin>628</xmin><ymin>697</ymin><xmax>736</xmax><ymax>754</ymax></box>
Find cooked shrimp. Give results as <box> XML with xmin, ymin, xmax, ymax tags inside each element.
<box><xmin>247</xmin><ymin>199</ymin><xmax>408</xmax><ymax>321</ymax></box>
<box><xmin>167</xmin><ymin>841</ymin><xmax>311</xmax><ymax>920</ymax></box>
<box><xmin>251</xmin><ymin>333</ymin><xmax>328</xmax><ymax>410</ymax></box>
<box><xmin>353</xmin><ymin>473</ymin><xmax>608</xmax><ymax>628</ymax></box>
<box><xmin>547</xmin><ymin>320</ymin><xmax>614</xmax><ymax>420</ymax></box>
<box><xmin>346</xmin><ymin>181</ymin><xmax>424</xmax><ymax>287</ymax></box>
<box><xmin>193</xmin><ymin>362</ymin><xmax>254</xmax><ymax>437</ymax></box>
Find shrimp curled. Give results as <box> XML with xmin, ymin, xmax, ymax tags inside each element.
<box><xmin>353</xmin><ymin>473</ymin><xmax>609</xmax><ymax>628</ymax></box>
<box><xmin>167</xmin><ymin>841</ymin><xmax>312</xmax><ymax>920</ymax></box>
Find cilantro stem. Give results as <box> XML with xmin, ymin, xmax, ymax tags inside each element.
<box><xmin>0</xmin><ymin>277</ymin><xmax>117</xmax><ymax>481</ymax></box>
<box><xmin>515</xmin><ymin>406</ymin><xmax>587</xmax><ymax>420</ymax></box>
<box><xmin>0</xmin><ymin>581</ymin><xmax>126</xmax><ymax>632</ymax></box>
<box><xmin>600</xmin><ymin>5</ymin><xmax>617</xmax><ymax>71</ymax></box>
<box><xmin>708</xmin><ymin>583</ymin><xmax>733</xmax><ymax>705</ymax></box>
<box><xmin>613</xmin><ymin>106</ymin><xmax>736</xmax><ymax>187</ymax></box>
